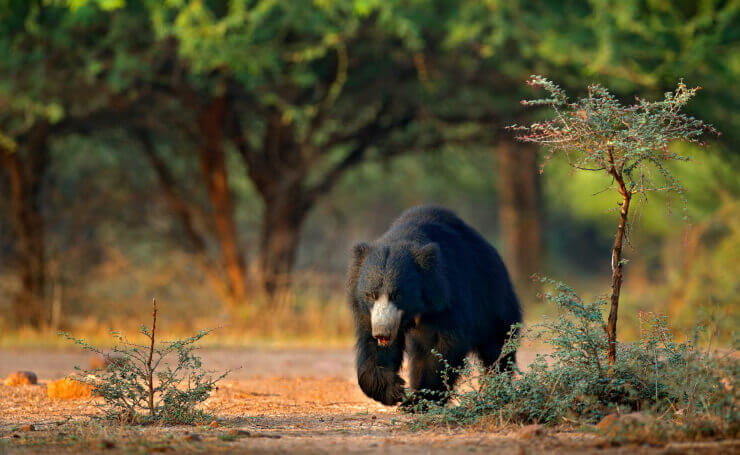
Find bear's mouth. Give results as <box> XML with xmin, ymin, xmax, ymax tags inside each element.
<box><xmin>375</xmin><ymin>336</ymin><xmax>392</xmax><ymax>347</ymax></box>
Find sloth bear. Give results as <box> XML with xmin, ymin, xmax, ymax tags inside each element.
<box><xmin>347</xmin><ymin>205</ymin><xmax>521</xmax><ymax>405</ymax></box>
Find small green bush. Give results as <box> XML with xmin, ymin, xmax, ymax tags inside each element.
<box><xmin>406</xmin><ymin>277</ymin><xmax>739</xmax><ymax>440</ymax></box>
<box><xmin>62</xmin><ymin>299</ymin><xmax>227</xmax><ymax>425</ymax></box>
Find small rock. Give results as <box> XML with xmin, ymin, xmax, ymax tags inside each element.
<box><xmin>47</xmin><ymin>378</ymin><xmax>93</xmax><ymax>400</ymax></box>
<box><xmin>516</xmin><ymin>446</ymin><xmax>526</xmax><ymax>455</ymax></box>
<box><xmin>99</xmin><ymin>439</ymin><xmax>116</xmax><ymax>449</ymax></box>
<box><xmin>19</xmin><ymin>424</ymin><xmax>35</xmax><ymax>432</ymax></box>
<box><xmin>209</xmin><ymin>420</ymin><xmax>219</xmax><ymax>428</ymax></box>
<box><xmin>596</xmin><ymin>413</ymin><xmax>619</xmax><ymax>431</ymax></box>
<box><xmin>149</xmin><ymin>446</ymin><xmax>173</xmax><ymax>452</ymax></box>
<box><xmin>515</xmin><ymin>424</ymin><xmax>544</xmax><ymax>440</ymax></box>
<box><xmin>5</xmin><ymin>371</ymin><xmax>37</xmax><ymax>386</ymax></box>
<box><xmin>183</xmin><ymin>433</ymin><xmax>202</xmax><ymax>442</ymax></box>
<box><xmin>227</xmin><ymin>429</ymin><xmax>250</xmax><ymax>437</ymax></box>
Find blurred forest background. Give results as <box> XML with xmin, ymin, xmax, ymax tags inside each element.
<box><xmin>0</xmin><ymin>0</ymin><xmax>737</xmax><ymax>346</ymax></box>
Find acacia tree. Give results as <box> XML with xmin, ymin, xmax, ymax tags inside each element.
<box><xmin>511</xmin><ymin>76</ymin><xmax>717</xmax><ymax>364</ymax></box>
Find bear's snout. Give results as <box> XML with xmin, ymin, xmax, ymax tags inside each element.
<box><xmin>371</xmin><ymin>295</ymin><xmax>403</xmax><ymax>346</ymax></box>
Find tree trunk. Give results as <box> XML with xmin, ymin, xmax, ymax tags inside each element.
<box><xmin>232</xmin><ymin>105</ymin><xmax>407</xmax><ymax>301</ymax></box>
<box><xmin>496</xmin><ymin>139</ymin><xmax>542</xmax><ymax>293</ymax></box>
<box><xmin>139</xmin><ymin>130</ymin><xmax>238</xmax><ymax>306</ymax></box>
<box><xmin>196</xmin><ymin>97</ymin><xmax>249</xmax><ymax>308</ymax></box>
<box><xmin>258</xmin><ymin>190</ymin><xmax>310</xmax><ymax>299</ymax></box>
<box><xmin>606</xmin><ymin>154</ymin><xmax>631</xmax><ymax>366</ymax></box>
<box><xmin>1</xmin><ymin>140</ymin><xmax>49</xmax><ymax>328</ymax></box>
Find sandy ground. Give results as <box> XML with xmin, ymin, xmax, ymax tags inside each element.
<box><xmin>0</xmin><ymin>348</ymin><xmax>738</xmax><ymax>454</ymax></box>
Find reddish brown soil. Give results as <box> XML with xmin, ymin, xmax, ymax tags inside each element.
<box><xmin>0</xmin><ymin>349</ymin><xmax>737</xmax><ymax>454</ymax></box>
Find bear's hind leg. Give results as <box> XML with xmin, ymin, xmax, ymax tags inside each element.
<box><xmin>477</xmin><ymin>341</ymin><xmax>516</xmax><ymax>372</ymax></box>
<box><xmin>406</xmin><ymin>336</ymin><xmax>467</xmax><ymax>406</ymax></box>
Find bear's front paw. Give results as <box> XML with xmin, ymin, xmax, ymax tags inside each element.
<box><xmin>386</xmin><ymin>374</ymin><xmax>406</xmax><ymax>405</ymax></box>
<box><xmin>375</xmin><ymin>372</ymin><xmax>405</xmax><ymax>405</ymax></box>
<box><xmin>358</xmin><ymin>366</ymin><xmax>405</xmax><ymax>405</ymax></box>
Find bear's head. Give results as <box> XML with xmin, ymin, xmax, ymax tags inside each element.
<box><xmin>349</xmin><ymin>241</ymin><xmax>450</xmax><ymax>347</ymax></box>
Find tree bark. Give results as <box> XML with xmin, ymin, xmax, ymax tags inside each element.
<box><xmin>496</xmin><ymin>139</ymin><xmax>542</xmax><ymax>292</ymax></box>
<box><xmin>196</xmin><ymin>97</ymin><xmax>249</xmax><ymax>308</ymax></box>
<box><xmin>233</xmin><ymin>112</ymin><xmax>311</xmax><ymax>300</ymax></box>
<box><xmin>258</xmin><ymin>190</ymin><xmax>311</xmax><ymax>300</ymax></box>
<box><xmin>1</xmin><ymin>135</ymin><xmax>49</xmax><ymax>328</ymax></box>
<box><xmin>606</xmin><ymin>149</ymin><xmax>631</xmax><ymax>366</ymax></box>
<box><xmin>138</xmin><ymin>131</ymin><xmax>237</xmax><ymax>305</ymax></box>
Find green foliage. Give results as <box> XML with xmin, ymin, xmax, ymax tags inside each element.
<box><xmin>1</xmin><ymin>1</ymin><xmax>737</xmax><ymax>328</ymax></box>
<box><xmin>407</xmin><ymin>278</ymin><xmax>739</xmax><ymax>438</ymax></box>
<box><xmin>0</xmin><ymin>2</ymin><xmax>155</xmax><ymax>134</ymax></box>
<box><xmin>447</xmin><ymin>1</ymin><xmax>739</xmax><ymax>144</ymax></box>
<box><xmin>61</xmin><ymin>300</ymin><xmax>227</xmax><ymax>425</ymax></box>
<box><xmin>511</xmin><ymin>75</ymin><xmax>716</xmax><ymax>205</ymax></box>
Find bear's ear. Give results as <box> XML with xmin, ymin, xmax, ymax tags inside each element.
<box><xmin>412</xmin><ymin>242</ymin><xmax>440</xmax><ymax>270</ymax></box>
<box><xmin>352</xmin><ymin>242</ymin><xmax>372</xmax><ymax>262</ymax></box>
<box><xmin>413</xmin><ymin>243</ymin><xmax>449</xmax><ymax>312</ymax></box>
<box><xmin>347</xmin><ymin>242</ymin><xmax>372</xmax><ymax>294</ymax></box>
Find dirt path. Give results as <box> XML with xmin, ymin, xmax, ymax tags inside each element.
<box><xmin>0</xmin><ymin>349</ymin><xmax>737</xmax><ymax>454</ymax></box>
<box><xmin>0</xmin><ymin>348</ymin><xmax>360</xmax><ymax>381</ymax></box>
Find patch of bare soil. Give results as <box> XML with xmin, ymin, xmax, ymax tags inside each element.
<box><xmin>0</xmin><ymin>349</ymin><xmax>737</xmax><ymax>454</ymax></box>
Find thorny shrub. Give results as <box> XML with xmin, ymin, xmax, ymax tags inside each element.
<box><xmin>61</xmin><ymin>299</ymin><xmax>227</xmax><ymax>424</ymax></box>
<box><xmin>406</xmin><ymin>278</ymin><xmax>738</xmax><ymax>441</ymax></box>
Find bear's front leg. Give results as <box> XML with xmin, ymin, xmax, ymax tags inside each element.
<box><xmin>356</xmin><ymin>332</ymin><xmax>405</xmax><ymax>405</ymax></box>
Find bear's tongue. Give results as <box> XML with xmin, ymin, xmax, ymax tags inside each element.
<box><xmin>376</xmin><ymin>336</ymin><xmax>391</xmax><ymax>346</ymax></box>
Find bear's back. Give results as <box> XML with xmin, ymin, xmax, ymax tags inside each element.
<box><xmin>382</xmin><ymin>205</ymin><xmax>484</xmax><ymax>250</ymax></box>
<box><xmin>388</xmin><ymin>205</ymin><xmax>464</xmax><ymax>231</ymax></box>
<box><xmin>377</xmin><ymin>205</ymin><xmax>521</xmax><ymax>334</ymax></box>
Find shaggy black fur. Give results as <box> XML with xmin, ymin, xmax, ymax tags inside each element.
<box><xmin>348</xmin><ymin>205</ymin><xmax>522</xmax><ymax>405</ymax></box>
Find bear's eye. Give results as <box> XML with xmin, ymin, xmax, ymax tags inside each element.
<box><xmin>366</xmin><ymin>291</ymin><xmax>378</xmax><ymax>301</ymax></box>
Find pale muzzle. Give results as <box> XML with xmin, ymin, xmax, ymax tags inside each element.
<box><xmin>370</xmin><ymin>294</ymin><xmax>403</xmax><ymax>347</ymax></box>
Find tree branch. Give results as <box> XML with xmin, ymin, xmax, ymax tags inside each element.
<box><xmin>305</xmin><ymin>106</ymin><xmax>414</xmax><ymax>201</ymax></box>
<box><xmin>137</xmin><ymin>130</ymin><xmax>207</xmax><ymax>254</ymax></box>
